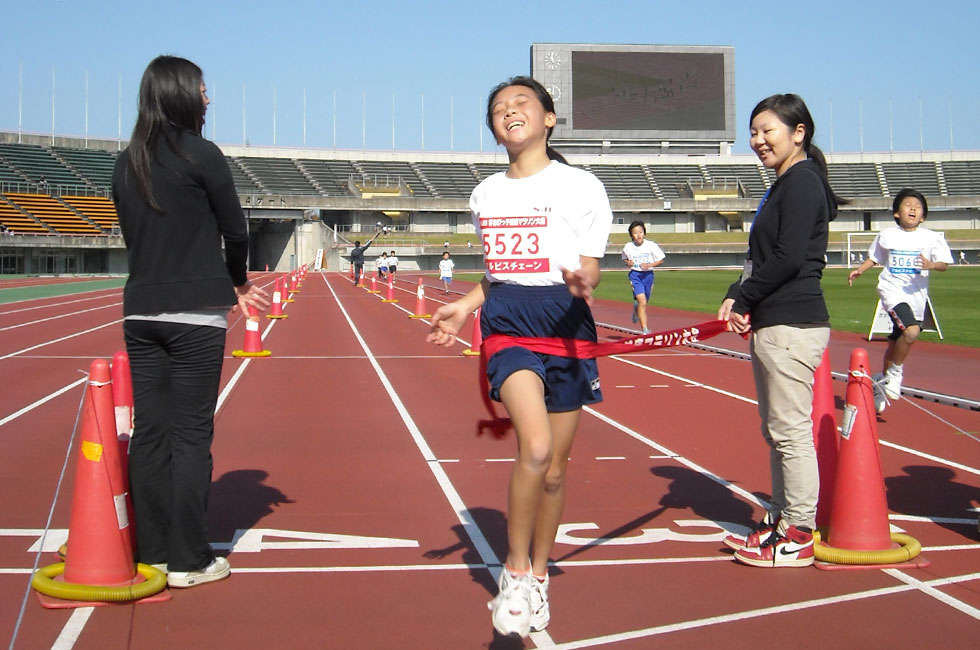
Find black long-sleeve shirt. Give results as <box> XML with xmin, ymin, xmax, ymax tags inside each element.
<box><xmin>725</xmin><ymin>159</ymin><xmax>836</xmax><ymax>329</ymax></box>
<box><xmin>112</xmin><ymin>127</ymin><xmax>249</xmax><ymax>316</ymax></box>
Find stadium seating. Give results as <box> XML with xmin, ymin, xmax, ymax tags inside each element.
<box><xmin>61</xmin><ymin>195</ymin><xmax>119</xmax><ymax>232</ymax></box>
<box><xmin>53</xmin><ymin>147</ymin><xmax>117</xmax><ymax>188</ymax></box>
<box><xmin>0</xmin><ymin>143</ymin><xmax>88</xmax><ymax>189</ymax></box>
<box><xmin>0</xmin><ymin>141</ymin><xmax>977</xmax><ymax>231</ymax></box>
<box><xmin>3</xmin><ymin>193</ymin><xmax>100</xmax><ymax>234</ymax></box>
<box><xmin>943</xmin><ymin>160</ymin><xmax>980</xmax><ymax>195</ymax></box>
<box><xmin>297</xmin><ymin>159</ymin><xmax>359</xmax><ymax>196</ymax></box>
<box><xmin>0</xmin><ymin>195</ymin><xmax>50</xmax><ymax>233</ymax></box>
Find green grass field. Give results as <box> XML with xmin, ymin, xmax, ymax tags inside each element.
<box><xmin>459</xmin><ymin>267</ymin><xmax>980</xmax><ymax>348</ymax></box>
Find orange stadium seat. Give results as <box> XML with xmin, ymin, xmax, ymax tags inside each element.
<box><xmin>4</xmin><ymin>193</ymin><xmax>101</xmax><ymax>234</ymax></box>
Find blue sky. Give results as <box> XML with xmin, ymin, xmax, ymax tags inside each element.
<box><xmin>2</xmin><ymin>0</ymin><xmax>977</xmax><ymax>155</ymax></box>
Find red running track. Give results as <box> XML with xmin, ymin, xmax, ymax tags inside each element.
<box><xmin>1</xmin><ymin>272</ymin><xmax>979</xmax><ymax>649</ymax></box>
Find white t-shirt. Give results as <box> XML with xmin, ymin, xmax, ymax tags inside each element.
<box><xmin>439</xmin><ymin>258</ymin><xmax>455</xmax><ymax>278</ymax></box>
<box><xmin>867</xmin><ymin>226</ymin><xmax>953</xmax><ymax>319</ymax></box>
<box><xmin>377</xmin><ymin>256</ymin><xmax>388</xmax><ymax>269</ymax></box>
<box><xmin>622</xmin><ymin>239</ymin><xmax>665</xmax><ymax>271</ymax></box>
<box><xmin>388</xmin><ymin>255</ymin><xmax>399</xmax><ymax>267</ymax></box>
<box><xmin>470</xmin><ymin>161</ymin><xmax>613</xmax><ymax>286</ymax></box>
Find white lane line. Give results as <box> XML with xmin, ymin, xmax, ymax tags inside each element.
<box><xmin>583</xmin><ymin>405</ymin><xmax>769</xmax><ymax>511</ymax></box>
<box><xmin>0</xmin><ymin>319</ymin><xmax>123</xmax><ymax>362</ymax></box>
<box><xmin>486</xmin><ymin>458</ymin><xmax>515</xmax><ymax>463</ymax></box>
<box><xmin>604</xmin><ymin>353</ymin><xmax>980</xmax><ymax>477</ymax></box>
<box><xmin>0</xmin><ymin>285</ymin><xmax>123</xmax><ymax>311</ymax></box>
<box><xmin>549</xmin><ymin>572</ymin><xmax>980</xmax><ymax>649</ymax></box>
<box><xmin>0</xmin><ymin>377</ymin><xmax>86</xmax><ymax>428</ymax></box>
<box><xmin>879</xmin><ymin>440</ymin><xmax>980</xmax><ymax>476</ymax></box>
<box><xmin>595</xmin><ymin>456</ymin><xmax>626</xmax><ymax>461</ymax></box>
<box><xmin>0</xmin><ymin>291</ymin><xmax>121</xmax><ymax>316</ymax></box>
<box><xmin>887</xmin><ymin>569</ymin><xmax>980</xmax><ymax>620</ymax></box>
<box><xmin>0</xmin><ymin>302</ymin><xmax>123</xmax><ymax>332</ymax></box>
<box><xmin>322</xmin><ymin>274</ymin><xmax>554</xmax><ymax>648</ymax></box>
<box><xmin>609</xmin><ymin>354</ymin><xmax>757</xmax><ymax>404</ymax></box>
<box><xmin>50</xmin><ymin>608</ymin><xmax>94</xmax><ymax>650</ymax></box>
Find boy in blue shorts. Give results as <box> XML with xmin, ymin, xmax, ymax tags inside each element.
<box><xmin>621</xmin><ymin>220</ymin><xmax>665</xmax><ymax>334</ymax></box>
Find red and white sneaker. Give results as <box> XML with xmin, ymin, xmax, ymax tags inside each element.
<box><xmin>723</xmin><ymin>512</ymin><xmax>779</xmax><ymax>550</ymax></box>
<box><xmin>734</xmin><ymin>525</ymin><xmax>814</xmax><ymax>568</ymax></box>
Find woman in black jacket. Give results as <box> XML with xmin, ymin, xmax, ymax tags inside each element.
<box><xmin>717</xmin><ymin>93</ymin><xmax>843</xmax><ymax>568</ymax></box>
<box><xmin>112</xmin><ymin>55</ymin><xmax>268</xmax><ymax>588</ymax></box>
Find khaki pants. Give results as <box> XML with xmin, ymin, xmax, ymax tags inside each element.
<box><xmin>750</xmin><ymin>324</ymin><xmax>830</xmax><ymax>530</ymax></box>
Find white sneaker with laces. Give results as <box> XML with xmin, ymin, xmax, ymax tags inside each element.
<box><xmin>167</xmin><ymin>556</ymin><xmax>230</xmax><ymax>588</ymax></box>
<box><xmin>528</xmin><ymin>573</ymin><xmax>550</xmax><ymax>632</ymax></box>
<box><xmin>884</xmin><ymin>366</ymin><xmax>903</xmax><ymax>400</ymax></box>
<box><xmin>488</xmin><ymin>570</ymin><xmax>531</xmax><ymax>637</ymax></box>
<box><xmin>871</xmin><ymin>373</ymin><xmax>887</xmax><ymax>413</ymax></box>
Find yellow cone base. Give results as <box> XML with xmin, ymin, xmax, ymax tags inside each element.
<box><xmin>266</xmin><ymin>315</ymin><xmax>288</xmax><ymax>319</ymax></box>
<box><xmin>232</xmin><ymin>350</ymin><xmax>272</xmax><ymax>358</ymax></box>
<box><xmin>382</xmin><ymin>299</ymin><xmax>399</xmax><ymax>303</ymax></box>
<box><xmin>462</xmin><ymin>349</ymin><xmax>481</xmax><ymax>356</ymax></box>
<box><xmin>34</xmin><ymin>563</ymin><xmax>171</xmax><ymax>609</ymax></box>
<box><xmin>409</xmin><ymin>314</ymin><xmax>431</xmax><ymax>319</ymax></box>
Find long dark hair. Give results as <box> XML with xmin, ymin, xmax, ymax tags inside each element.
<box><xmin>750</xmin><ymin>93</ymin><xmax>845</xmax><ymax>208</ymax></box>
<box><xmin>486</xmin><ymin>76</ymin><xmax>567</xmax><ymax>164</ymax></box>
<box><xmin>127</xmin><ymin>55</ymin><xmax>207</xmax><ymax>213</ymax></box>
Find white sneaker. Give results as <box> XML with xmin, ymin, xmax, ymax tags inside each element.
<box><xmin>150</xmin><ymin>563</ymin><xmax>168</xmax><ymax>575</ymax></box>
<box><xmin>488</xmin><ymin>570</ymin><xmax>531</xmax><ymax>638</ymax></box>
<box><xmin>884</xmin><ymin>367</ymin><xmax>903</xmax><ymax>400</ymax></box>
<box><xmin>528</xmin><ymin>573</ymin><xmax>550</xmax><ymax>632</ymax></box>
<box><xmin>167</xmin><ymin>557</ymin><xmax>230</xmax><ymax>588</ymax></box>
<box><xmin>871</xmin><ymin>373</ymin><xmax>887</xmax><ymax>413</ymax></box>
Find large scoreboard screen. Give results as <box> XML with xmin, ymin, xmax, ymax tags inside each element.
<box><xmin>531</xmin><ymin>43</ymin><xmax>735</xmax><ymax>148</ymax></box>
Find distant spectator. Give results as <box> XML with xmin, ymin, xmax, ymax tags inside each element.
<box><xmin>959</xmin><ymin>251</ymin><xmax>969</xmax><ymax>265</ymax></box>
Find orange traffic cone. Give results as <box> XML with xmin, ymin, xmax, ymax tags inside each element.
<box><xmin>232</xmin><ymin>305</ymin><xmax>272</xmax><ymax>357</ymax></box>
<box><xmin>283</xmin><ymin>273</ymin><xmax>295</xmax><ymax>303</ymax></box>
<box><xmin>349</xmin><ymin>264</ymin><xmax>354</xmax><ymax>280</ymax></box>
<box><xmin>462</xmin><ymin>307</ymin><xmax>482</xmax><ymax>356</ymax></box>
<box><xmin>408</xmin><ymin>278</ymin><xmax>431</xmax><ymax>319</ymax></box>
<box><xmin>110</xmin><ymin>351</ymin><xmax>137</xmax><ymax>555</ymax></box>
<box><xmin>815</xmin><ymin>347</ymin><xmax>926</xmax><ymax>570</ymax></box>
<box><xmin>33</xmin><ymin>359</ymin><xmax>169</xmax><ymax>608</ymax></box>
<box><xmin>267</xmin><ymin>276</ymin><xmax>288</xmax><ymax>319</ymax></box>
<box><xmin>382</xmin><ymin>277</ymin><xmax>398</xmax><ymax>303</ymax></box>
<box><xmin>368</xmin><ymin>273</ymin><xmax>380</xmax><ymax>294</ymax></box>
<box><xmin>812</xmin><ymin>348</ymin><xmax>838</xmax><ymax>528</ymax></box>
<box><xmin>290</xmin><ymin>271</ymin><xmax>300</xmax><ymax>293</ymax></box>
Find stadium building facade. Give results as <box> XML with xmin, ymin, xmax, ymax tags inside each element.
<box><xmin>1</xmin><ymin>131</ymin><xmax>978</xmax><ymax>275</ymax></box>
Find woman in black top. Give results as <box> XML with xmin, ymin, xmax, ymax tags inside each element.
<box><xmin>112</xmin><ymin>55</ymin><xmax>268</xmax><ymax>588</ymax></box>
<box><xmin>717</xmin><ymin>94</ymin><xmax>843</xmax><ymax>568</ymax></box>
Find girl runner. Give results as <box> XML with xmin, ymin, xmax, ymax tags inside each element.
<box><xmin>427</xmin><ymin>76</ymin><xmax>612</xmax><ymax>637</ymax></box>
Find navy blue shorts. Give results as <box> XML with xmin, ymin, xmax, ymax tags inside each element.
<box><xmin>628</xmin><ymin>269</ymin><xmax>654</xmax><ymax>300</ymax></box>
<box><xmin>481</xmin><ymin>283</ymin><xmax>602</xmax><ymax>412</ymax></box>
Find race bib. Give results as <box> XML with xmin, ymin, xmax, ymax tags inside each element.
<box><xmin>480</xmin><ymin>216</ymin><xmax>550</xmax><ymax>275</ymax></box>
<box><xmin>887</xmin><ymin>249</ymin><xmax>921</xmax><ymax>275</ymax></box>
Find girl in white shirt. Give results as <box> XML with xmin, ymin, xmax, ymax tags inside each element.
<box><xmin>427</xmin><ymin>76</ymin><xmax>611</xmax><ymax>638</ymax></box>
